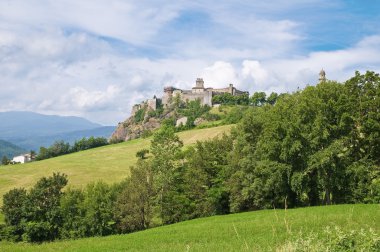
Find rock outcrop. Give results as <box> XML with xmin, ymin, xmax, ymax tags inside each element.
<box><xmin>111</xmin><ymin>115</ymin><xmax>161</xmax><ymax>142</ymax></box>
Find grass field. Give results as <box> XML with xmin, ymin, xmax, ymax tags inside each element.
<box><xmin>0</xmin><ymin>204</ymin><xmax>379</xmax><ymax>251</ymax></box>
<box><xmin>0</xmin><ymin>125</ymin><xmax>233</xmax><ymax>205</ymax></box>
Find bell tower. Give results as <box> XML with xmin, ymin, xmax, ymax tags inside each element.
<box><xmin>319</xmin><ymin>69</ymin><xmax>326</xmax><ymax>82</ymax></box>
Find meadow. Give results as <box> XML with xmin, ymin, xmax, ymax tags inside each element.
<box><xmin>0</xmin><ymin>204</ymin><xmax>378</xmax><ymax>251</ymax></box>
<box><xmin>0</xmin><ymin>124</ymin><xmax>233</xmax><ymax>205</ymax></box>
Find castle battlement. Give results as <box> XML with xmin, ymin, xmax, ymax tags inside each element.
<box><xmin>132</xmin><ymin>78</ymin><xmax>248</xmax><ymax>116</ymax></box>
<box><xmin>162</xmin><ymin>78</ymin><xmax>248</xmax><ymax>107</ymax></box>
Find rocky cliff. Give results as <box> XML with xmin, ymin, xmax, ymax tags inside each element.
<box><xmin>111</xmin><ymin>116</ymin><xmax>161</xmax><ymax>142</ymax></box>
<box><xmin>110</xmin><ymin>102</ymin><xmax>178</xmax><ymax>142</ymax></box>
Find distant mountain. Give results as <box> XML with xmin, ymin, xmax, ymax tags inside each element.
<box><xmin>14</xmin><ymin>126</ymin><xmax>115</xmax><ymax>151</ymax></box>
<box><xmin>0</xmin><ymin>111</ymin><xmax>114</xmax><ymax>151</ymax></box>
<box><xmin>0</xmin><ymin>111</ymin><xmax>102</xmax><ymax>138</ymax></box>
<box><xmin>0</xmin><ymin>139</ymin><xmax>26</xmax><ymax>159</ymax></box>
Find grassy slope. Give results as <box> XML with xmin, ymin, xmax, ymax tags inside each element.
<box><xmin>1</xmin><ymin>204</ymin><xmax>379</xmax><ymax>251</ymax></box>
<box><xmin>0</xmin><ymin>125</ymin><xmax>233</xmax><ymax>204</ymax></box>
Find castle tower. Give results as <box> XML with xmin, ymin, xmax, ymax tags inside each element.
<box><xmin>163</xmin><ymin>86</ymin><xmax>175</xmax><ymax>107</ymax></box>
<box><xmin>192</xmin><ymin>78</ymin><xmax>205</xmax><ymax>93</ymax></box>
<box><xmin>195</xmin><ymin>78</ymin><xmax>204</xmax><ymax>89</ymax></box>
<box><xmin>319</xmin><ymin>69</ymin><xmax>326</xmax><ymax>82</ymax></box>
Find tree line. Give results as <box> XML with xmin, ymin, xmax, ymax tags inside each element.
<box><xmin>212</xmin><ymin>91</ymin><xmax>279</xmax><ymax>106</ymax></box>
<box><xmin>1</xmin><ymin>71</ymin><xmax>379</xmax><ymax>243</ymax></box>
<box><xmin>36</xmin><ymin>137</ymin><xmax>109</xmax><ymax>161</ymax></box>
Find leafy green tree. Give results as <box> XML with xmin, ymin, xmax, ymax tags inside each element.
<box><xmin>134</xmin><ymin>107</ymin><xmax>146</xmax><ymax>123</ymax></box>
<box><xmin>1</xmin><ymin>188</ymin><xmax>27</xmax><ymax>241</ymax></box>
<box><xmin>22</xmin><ymin>173</ymin><xmax>68</xmax><ymax>242</ymax></box>
<box><xmin>222</xmin><ymin>106</ymin><xmax>249</xmax><ymax>124</ymax></box>
<box><xmin>344</xmin><ymin>71</ymin><xmax>380</xmax><ymax>163</ymax></box>
<box><xmin>36</xmin><ymin>141</ymin><xmax>71</xmax><ymax>160</ymax></box>
<box><xmin>184</xmin><ymin>135</ymin><xmax>233</xmax><ymax>217</ymax></box>
<box><xmin>173</xmin><ymin>93</ymin><xmax>184</xmax><ymax>110</ymax></box>
<box><xmin>212</xmin><ymin>93</ymin><xmax>249</xmax><ymax>105</ymax></box>
<box><xmin>60</xmin><ymin>188</ymin><xmax>86</xmax><ymax>239</ymax></box>
<box><xmin>136</xmin><ymin>149</ymin><xmax>149</xmax><ymax>159</ymax></box>
<box><xmin>82</xmin><ymin>181</ymin><xmax>116</xmax><ymax>236</ymax></box>
<box><xmin>267</xmin><ymin>92</ymin><xmax>278</xmax><ymax>105</ymax></box>
<box><xmin>250</xmin><ymin>92</ymin><xmax>266</xmax><ymax>106</ymax></box>
<box><xmin>1</xmin><ymin>156</ymin><xmax>10</xmax><ymax>165</ymax></box>
<box><xmin>36</xmin><ymin>147</ymin><xmax>49</xmax><ymax>160</ymax></box>
<box><xmin>150</xmin><ymin>125</ymin><xmax>184</xmax><ymax>223</ymax></box>
<box><xmin>72</xmin><ymin>137</ymin><xmax>108</xmax><ymax>152</ymax></box>
<box><xmin>114</xmin><ymin>161</ymin><xmax>154</xmax><ymax>232</ymax></box>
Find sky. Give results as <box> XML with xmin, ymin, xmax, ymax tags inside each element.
<box><xmin>0</xmin><ymin>0</ymin><xmax>380</xmax><ymax>125</ymax></box>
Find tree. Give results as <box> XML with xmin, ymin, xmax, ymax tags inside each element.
<box><xmin>29</xmin><ymin>150</ymin><xmax>36</xmax><ymax>161</ymax></box>
<box><xmin>114</xmin><ymin>161</ymin><xmax>153</xmax><ymax>233</ymax></box>
<box><xmin>212</xmin><ymin>93</ymin><xmax>249</xmax><ymax>105</ymax></box>
<box><xmin>22</xmin><ymin>173</ymin><xmax>68</xmax><ymax>242</ymax></box>
<box><xmin>250</xmin><ymin>92</ymin><xmax>266</xmax><ymax>106</ymax></box>
<box><xmin>267</xmin><ymin>92</ymin><xmax>278</xmax><ymax>105</ymax></box>
<box><xmin>82</xmin><ymin>181</ymin><xmax>116</xmax><ymax>236</ymax></box>
<box><xmin>60</xmin><ymin>188</ymin><xmax>86</xmax><ymax>239</ymax></box>
<box><xmin>173</xmin><ymin>93</ymin><xmax>184</xmax><ymax>109</ymax></box>
<box><xmin>2</xmin><ymin>173</ymin><xmax>68</xmax><ymax>242</ymax></box>
<box><xmin>150</xmin><ymin>125</ymin><xmax>184</xmax><ymax>223</ymax></box>
<box><xmin>2</xmin><ymin>188</ymin><xmax>27</xmax><ymax>226</ymax></box>
<box><xmin>2</xmin><ymin>156</ymin><xmax>10</xmax><ymax>165</ymax></box>
<box><xmin>136</xmin><ymin>149</ymin><xmax>149</xmax><ymax>159</ymax></box>
<box><xmin>184</xmin><ymin>135</ymin><xmax>233</xmax><ymax>217</ymax></box>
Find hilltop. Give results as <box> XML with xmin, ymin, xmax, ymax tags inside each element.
<box><xmin>111</xmin><ymin>78</ymin><xmax>249</xmax><ymax>142</ymax></box>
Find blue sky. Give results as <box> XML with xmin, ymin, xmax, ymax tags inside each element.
<box><xmin>0</xmin><ymin>0</ymin><xmax>379</xmax><ymax>124</ymax></box>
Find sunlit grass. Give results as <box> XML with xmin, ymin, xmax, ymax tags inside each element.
<box><xmin>0</xmin><ymin>125</ymin><xmax>233</xmax><ymax>206</ymax></box>
<box><xmin>1</xmin><ymin>204</ymin><xmax>378</xmax><ymax>251</ymax></box>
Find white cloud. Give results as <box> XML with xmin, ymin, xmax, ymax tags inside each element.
<box><xmin>201</xmin><ymin>61</ymin><xmax>239</xmax><ymax>88</ymax></box>
<box><xmin>242</xmin><ymin>61</ymin><xmax>269</xmax><ymax>87</ymax></box>
<box><xmin>0</xmin><ymin>1</ymin><xmax>379</xmax><ymax>125</ymax></box>
<box><xmin>63</xmin><ymin>85</ymin><xmax>119</xmax><ymax>110</ymax></box>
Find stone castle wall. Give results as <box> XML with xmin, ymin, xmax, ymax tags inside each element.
<box><xmin>133</xmin><ymin>78</ymin><xmax>248</xmax><ymax>115</ymax></box>
<box><xmin>161</xmin><ymin>80</ymin><xmax>247</xmax><ymax>107</ymax></box>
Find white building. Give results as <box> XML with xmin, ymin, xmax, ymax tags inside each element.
<box><xmin>12</xmin><ymin>154</ymin><xmax>32</xmax><ymax>164</ymax></box>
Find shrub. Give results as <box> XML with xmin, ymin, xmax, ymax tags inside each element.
<box><xmin>278</xmin><ymin>226</ymin><xmax>380</xmax><ymax>252</ymax></box>
<box><xmin>134</xmin><ymin>108</ymin><xmax>146</xmax><ymax>123</ymax></box>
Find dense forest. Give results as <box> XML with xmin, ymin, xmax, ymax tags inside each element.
<box><xmin>1</xmin><ymin>71</ymin><xmax>379</xmax><ymax>242</ymax></box>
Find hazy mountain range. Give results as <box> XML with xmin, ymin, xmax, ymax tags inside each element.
<box><xmin>0</xmin><ymin>111</ymin><xmax>115</xmax><ymax>152</ymax></box>
<box><xmin>0</xmin><ymin>139</ymin><xmax>26</xmax><ymax>159</ymax></box>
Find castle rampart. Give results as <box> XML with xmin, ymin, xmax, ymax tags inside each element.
<box><xmin>132</xmin><ymin>78</ymin><xmax>248</xmax><ymax>115</ymax></box>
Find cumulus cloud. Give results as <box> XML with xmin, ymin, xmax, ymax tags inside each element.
<box><xmin>242</xmin><ymin>61</ymin><xmax>269</xmax><ymax>87</ymax></box>
<box><xmin>0</xmin><ymin>0</ymin><xmax>379</xmax><ymax>124</ymax></box>
<box><xmin>0</xmin><ymin>0</ymin><xmax>181</xmax><ymax>45</ymax></box>
<box><xmin>201</xmin><ymin>61</ymin><xmax>239</xmax><ymax>88</ymax></box>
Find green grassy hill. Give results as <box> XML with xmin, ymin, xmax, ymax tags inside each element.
<box><xmin>1</xmin><ymin>204</ymin><xmax>379</xmax><ymax>251</ymax></box>
<box><xmin>0</xmin><ymin>125</ymin><xmax>233</xmax><ymax>204</ymax></box>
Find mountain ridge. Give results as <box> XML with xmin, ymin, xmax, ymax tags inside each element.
<box><xmin>0</xmin><ymin>111</ymin><xmax>114</xmax><ymax>151</ymax></box>
<box><xmin>0</xmin><ymin>139</ymin><xmax>26</xmax><ymax>159</ymax></box>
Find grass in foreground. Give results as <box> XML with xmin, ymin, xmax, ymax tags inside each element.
<box><xmin>0</xmin><ymin>125</ymin><xmax>232</xmax><ymax>205</ymax></box>
<box><xmin>0</xmin><ymin>204</ymin><xmax>379</xmax><ymax>251</ymax></box>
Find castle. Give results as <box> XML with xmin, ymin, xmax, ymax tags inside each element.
<box><xmin>131</xmin><ymin>78</ymin><xmax>248</xmax><ymax>115</ymax></box>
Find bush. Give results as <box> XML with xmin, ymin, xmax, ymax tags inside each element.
<box><xmin>141</xmin><ymin>129</ymin><xmax>153</xmax><ymax>138</ymax></box>
<box><xmin>202</xmin><ymin>112</ymin><xmax>221</xmax><ymax>121</ymax></box>
<box><xmin>23</xmin><ymin>221</ymin><xmax>52</xmax><ymax>242</ymax></box>
<box><xmin>278</xmin><ymin>226</ymin><xmax>380</xmax><ymax>251</ymax></box>
<box><xmin>223</xmin><ymin>106</ymin><xmax>249</xmax><ymax>124</ymax></box>
<box><xmin>134</xmin><ymin>108</ymin><xmax>146</xmax><ymax>123</ymax></box>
